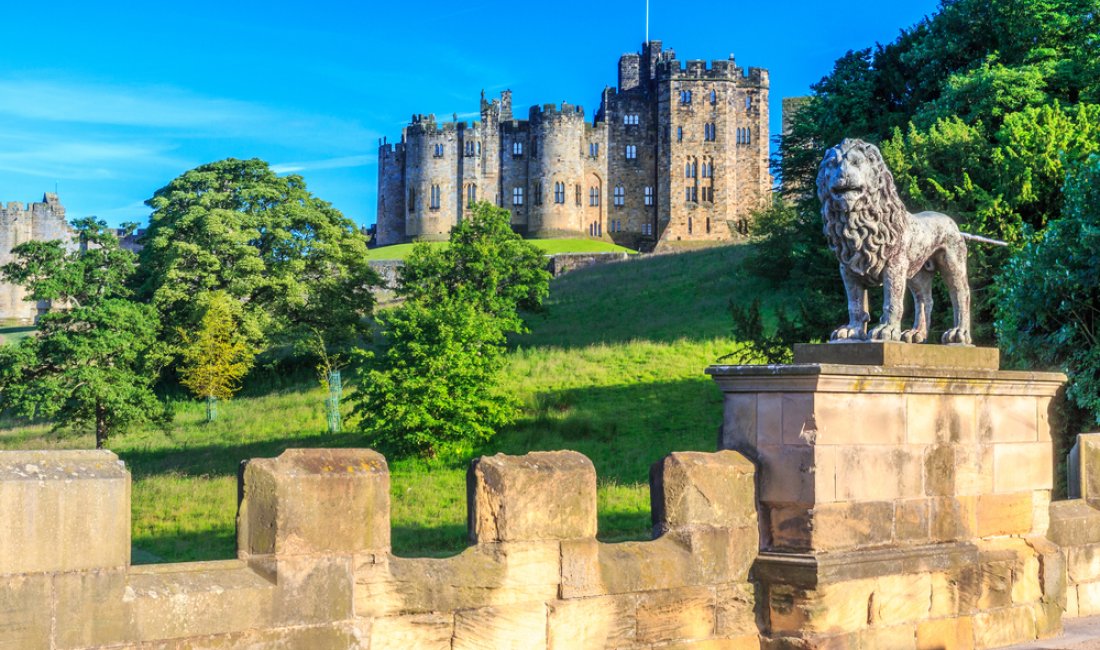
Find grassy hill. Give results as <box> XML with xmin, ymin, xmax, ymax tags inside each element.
<box><xmin>364</xmin><ymin>238</ymin><xmax>636</xmax><ymax>261</ymax></box>
<box><xmin>0</xmin><ymin>244</ymin><xmax>776</xmax><ymax>562</ymax></box>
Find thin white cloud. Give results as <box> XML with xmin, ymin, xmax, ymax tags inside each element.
<box><xmin>271</xmin><ymin>153</ymin><xmax>376</xmax><ymax>174</ymax></box>
<box><xmin>0</xmin><ymin>140</ymin><xmax>187</xmax><ymax>180</ymax></box>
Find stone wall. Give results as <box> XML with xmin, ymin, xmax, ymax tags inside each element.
<box><xmin>1050</xmin><ymin>433</ymin><xmax>1100</xmax><ymax>618</ymax></box>
<box><xmin>0</xmin><ymin>448</ymin><xmax>758</xmax><ymax>649</ymax></box>
<box><xmin>546</xmin><ymin>251</ymin><xmax>629</xmax><ymax>276</ymax></box>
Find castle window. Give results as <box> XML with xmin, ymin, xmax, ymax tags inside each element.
<box><xmin>624</xmin><ymin>114</ymin><xmax>639</xmax><ymax>125</ymax></box>
<box><xmin>534</xmin><ymin>182</ymin><xmax>543</xmax><ymax>206</ymax></box>
<box><xmin>746</xmin><ymin>96</ymin><xmax>753</xmax><ymax>111</ymax></box>
<box><xmin>644</xmin><ymin>186</ymin><xmax>654</xmax><ymax>206</ymax></box>
<box><xmin>625</xmin><ymin>145</ymin><xmax>637</xmax><ymax>160</ymax></box>
<box><xmin>677</xmin><ymin>126</ymin><xmax>683</xmax><ymax>142</ymax></box>
<box><xmin>589</xmin><ymin>187</ymin><xmax>600</xmax><ymax>206</ymax></box>
<box><xmin>513</xmin><ymin>186</ymin><xmax>524</xmax><ymax>206</ymax></box>
<box><xmin>433</xmin><ymin>144</ymin><xmax>444</xmax><ymax>158</ymax></box>
<box><xmin>467</xmin><ymin>184</ymin><xmax>477</xmax><ymax>206</ymax></box>
<box><xmin>705</xmin><ymin>123</ymin><xmax>716</xmax><ymax>142</ymax></box>
<box><xmin>477</xmin><ymin>142</ymin><xmax>482</xmax><ymax>156</ymax></box>
<box><xmin>613</xmin><ymin>186</ymin><xmax>625</xmax><ymax>207</ymax></box>
<box><xmin>706</xmin><ymin>218</ymin><xmax>711</xmax><ymax>234</ymax></box>
<box><xmin>710</xmin><ymin>90</ymin><xmax>717</xmax><ymax>104</ymax></box>
<box><xmin>680</xmin><ymin>90</ymin><xmax>692</xmax><ymax>104</ymax></box>
<box><xmin>408</xmin><ymin>189</ymin><xmax>416</xmax><ymax>212</ymax></box>
<box><xmin>430</xmin><ymin>184</ymin><xmax>441</xmax><ymax>210</ymax></box>
<box><xmin>513</xmin><ymin>141</ymin><xmax>523</xmax><ymax>157</ymax></box>
<box><xmin>575</xmin><ymin>185</ymin><xmax>582</xmax><ymax>206</ymax></box>
<box><xmin>589</xmin><ymin>143</ymin><xmax>599</xmax><ymax>157</ymax></box>
<box><xmin>745</xmin><ymin>129</ymin><xmax>751</xmax><ymax>145</ymax></box>
<box><xmin>688</xmin><ymin>217</ymin><xmax>693</xmax><ymax>234</ymax></box>
<box><xmin>554</xmin><ymin>182</ymin><xmax>565</xmax><ymax>204</ymax></box>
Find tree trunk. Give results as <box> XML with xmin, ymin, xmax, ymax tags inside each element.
<box><xmin>95</xmin><ymin>402</ymin><xmax>108</xmax><ymax>449</ymax></box>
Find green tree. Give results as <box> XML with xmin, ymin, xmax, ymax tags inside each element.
<box><xmin>137</xmin><ymin>158</ymin><xmax>378</xmax><ymax>363</ymax></box>
<box><xmin>996</xmin><ymin>158</ymin><xmax>1100</xmax><ymax>419</ymax></box>
<box><xmin>0</xmin><ymin>221</ymin><xmax>164</xmax><ymax>448</ymax></box>
<box><xmin>178</xmin><ymin>292</ymin><xmax>256</xmax><ymax>422</ymax></box>
<box><xmin>351</xmin><ymin>202</ymin><xmax>551</xmax><ymax>459</ymax></box>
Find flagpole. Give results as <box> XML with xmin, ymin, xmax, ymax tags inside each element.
<box><xmin>646</xmin><ymin>0</ymin><xmax>649</xmax><ymax>44</ymax></box>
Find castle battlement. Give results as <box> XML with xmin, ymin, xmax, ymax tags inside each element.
<box><xmin>0</xmin><ymin>447</ymin><xmax>760</xmax><ymax>648</ymax></box>
<box><xmin>528</xmin><ymin>102</ymin><xmax>586</xmax><ymax>121</ymax></box>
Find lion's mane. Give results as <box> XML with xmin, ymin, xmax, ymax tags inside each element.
<box><xmin>817</xmin><ymin>140</ymin><xmax>909</xmax><ymax>283</ymax></box>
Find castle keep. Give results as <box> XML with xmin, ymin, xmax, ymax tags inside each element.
<box><xmin>376</xmin><ymin>41</ymin><xmax>771</xmax><ymax>249</ymax></box>
<box><xmin>0</xmin><ymin>194</ymin><xmax>72</xmax><ymax>322</ymax></box>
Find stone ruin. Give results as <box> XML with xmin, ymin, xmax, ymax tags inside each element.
<box><xmin>2</xmin><ymin>340</ymin><xmax>1099</xmax><ymax>648</ymax></box>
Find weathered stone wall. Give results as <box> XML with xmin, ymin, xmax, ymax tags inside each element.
<box><xmin>0</xmin><ymin>447</ymin><xmax>759</xmax><ymax>649</ymax></box>
<box><xmin>0</xmin><ymin>193</ymin><xmax>73</xmax><ymax>322</ymax></box>
<box><xmin>1050</xmin><ymin>433</ymin><xmax>1100</xmax><ymax>618</ymax></box>
<box><xmin>546</xmin><ymin>251</ymin><xmax>629</xmax><ymax>276</ymax></box>
<box><xmin>376</xmin><ymin>143</ymin><xmax>407</xmax><ymax>246</ymax></box>
<box><xmin>527</xmin><ymin>104</ymin><xmax>588</xmax><ymax>238</ymax></box>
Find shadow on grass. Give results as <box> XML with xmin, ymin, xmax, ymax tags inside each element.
<box><xmin>119</xmin><ymin>431</ymin><xmax>365</xmax><ymax>480</ymax></box>
<box><xmin>132</xmin><ymin>528</ymin><xmax>236</xmax><ymax>565</ymax></box>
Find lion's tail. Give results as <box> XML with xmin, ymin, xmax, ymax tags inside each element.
<box><xmin>960</xmin><ymin>232</ymin><xmax>1009</xmax><ymax>247</ymax></box>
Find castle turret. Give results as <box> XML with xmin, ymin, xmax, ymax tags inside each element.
<box><xmin>404</xmin><ymin>115</ymin><xmax>460</xmax><ymax>241</ymax></box>
<box><xmin>527</xmin><ymin>103</ymin><xmax>588</xmax><ymax>238</ymax></box>
<box><xmin>375</xmin><ymin>138</ymin><xmax>407</xmax><ymax>246</ymax></box>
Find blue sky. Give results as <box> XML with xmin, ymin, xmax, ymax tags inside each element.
<box><xmin>0</xmin><ymin>0</ymin><xmax>941</xmax><ymax>227</ymax></box>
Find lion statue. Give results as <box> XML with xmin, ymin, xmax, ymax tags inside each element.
<box><xmin>817</xmin><ymin>139</ymin><xmax>971</xmax><ymax>345</ymax></box>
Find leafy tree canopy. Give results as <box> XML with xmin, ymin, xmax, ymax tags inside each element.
<box><xmin>137</xmin><ymin>158</ymin><xmax>379</xmax><ymax>361</ymax></box>
<box><xmin>351</xmin><ymin>202</ymin><xmax>551</xmax><ymax>460</ymax></box>
<box><xmin>0</xmin><ymin>219</ymin><xmax>164</xmax><ymax>448</ymax></box>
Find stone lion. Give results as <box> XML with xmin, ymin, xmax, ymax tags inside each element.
<box><xmin>817</xmin><ymin>138</ymin><xmax>971</xmax><ymax>345</ymax></box>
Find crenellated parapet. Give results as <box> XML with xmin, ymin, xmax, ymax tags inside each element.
<box><xmin>0</xmin><ymin>447</ymin><xmax>760</xmax><ymax>649</ymax></box>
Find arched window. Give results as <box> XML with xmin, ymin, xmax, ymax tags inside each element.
<box><xmin>430</xmin><ymin>184</ymin><xmax>441</xmax><ymax>210</ymax></box>
<box><xmin>685</xmin><ymin>162</ymin><xmax>692</xmax><ymax>178</ymax></box>
<box><xmin>467</xmin><ymin>184</ymin><xmax>477</xmax><ymax>206</ymax></box>
<box><xmin>534</xmin><ymin>182</ymin><xmax>543</xmax><ymax>206</ymax></box>
<box><xmin>513</xmin><ymin>141</ymin><xmax>523</xmax><ymax>156</ymax></box>
<box><xmin>680</xmin><ymin>90</ymin><xmax>692</xmax><ymax>104</ymax></box>
<box><xmin>644</xmin><ymin>186</ymin><xmax>654</xmax><ymax>206</ymax></box>
<box><xmin>575</xmin><ymin>185</ymin><xmax>582</xmax><ymax>206</ymax></box>
<box><xmin>589</xmin><ymin>187</ymin><xmax>600</xmax><ymax>206</ymax></box>
<box><xmin>677</xmin><ymin>126</ymin><xmax>683</xmax><ymax>142</ymax></box>
<box><xmin>710</xmin><ymin>89</ymin><xmax>717</xmax><ymax>104</ymax></box>
<box><xmin>613</xmin><ymin>186</ymin><xmax>625</xmax><ymax>207</ymax></box>
<box><xmin>746</xmin><ymin>96</ymin><xmax>753</xmax><ymax>111</ymax></box>
<box><xmin>554</xmin><ymin>182</ymin><xmax>565</xmax><ymax>204</ymax></box>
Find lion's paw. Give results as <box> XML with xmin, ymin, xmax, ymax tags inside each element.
<box><xmin>941</xmin><ymin>328</ymin><xmax>972</xmax><ymax>345</ymax></box>
<box><xmin>869</xmin><ymin>323</ymin><xmax>902</xmax><ymax>341</ymax></box>
<box><xmin>900</xmin><ymin>329</ymin><xmax>926</xmax><ymax>344</ymax></box>
<box><xmin>831</xmin><ymin>326</ymin><xmax>865</xmax><ymax>341</ymax></box>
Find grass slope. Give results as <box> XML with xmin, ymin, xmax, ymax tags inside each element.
<box><xmin>364</xmin><ymin>238</ymin><xmax>636</xmax><ymax>261</ymax></box>
<box><xmin>0</xmin><ymin>244</ymin><xmax>772</xmax><ymax>561</ymax></box>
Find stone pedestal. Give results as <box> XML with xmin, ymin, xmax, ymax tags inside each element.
<box><xmin>708</xmin><ymin>343</ymin><xmax>1066</xmax><ymax>649</ymax></box>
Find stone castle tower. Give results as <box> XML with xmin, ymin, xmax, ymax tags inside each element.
<box><xmin>376</xmin><ymin>41</ymin><xmax>771</xmax><ymax>250</ymax></box>
<box><xmin>0</xmin><ymin>194</ymin><xmax>73</xmax><ymax>322</ymax></box>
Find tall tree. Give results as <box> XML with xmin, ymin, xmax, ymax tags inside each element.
<box><xmin>137</xmin><ymin>158</ymin><xmax>379</xmax><ymax>362</ymax></box>
<box><xmin>0</xmin><ymin>221</ymin><xmax>165</xmax><ymax>448</ymax></box>
<box><xmin>351</xmin><ymin>202</ymin><xmax>551</xmax><ymax>460</ymax></box>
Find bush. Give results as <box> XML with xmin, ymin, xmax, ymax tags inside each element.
<box><xmin>996</xmin><ymin>157</ymin><xmax>1100</xmax><ymax>418</ymax></box>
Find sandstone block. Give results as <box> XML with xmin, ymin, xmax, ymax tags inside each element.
<box><xmin>834</xmin><ymin>445</ymin><xmax>923</xmax><ymax>501</ymax></box>
<box><xmin>757</xmin><ymin>444</ymin><xmax>834</xmax><ymax>505</ymax></box>
<box><xmin>907</xmin><ymin>394</ymin><xmax>977</xmax><ymax>445</ymax></box>
<box><xmin>766</xmin><ymin>579</ymin><xmax>876</xmax><ymax>634</ymax></box>
<box><xmin>809</xmin><ymin>501</ymin><xmax>894</xmax><ymax>551</ymax></box>
<box><xmin>792</xmin><ymin>342</ymin><xmax>999</xmax><ymax>370</ymax></box>
<box><xmin>809</xmin><ymin>392</ymin><xmax>907</xmax><ymax>446</ymax></box>
<box><xmin>369</xmin><ymin>613</ymin><xmax>453</xmax><ymax>650</ymax></box>
<box><xmin>895</xmin><ymin>499</ymin><xmax>931</xmax><ymax>543</ymax></box>
<box><xmin>722</xmin><ymin>393</ymin><xmax>758</xmax><ymax>453</ymax></box>
<box><xmin>931</xmin><ymin>496</ymin><xmax>977</xmax><ymax>543</ymax></box>
<box><xmin>1068</xmin><ymin>584</ymin><xmax>1080</xmax><ymax>618</ymax></box>
<box><xmin>1033</xmin><ymin>600</ymin><xmax>1063</xmax><ymax>639</ymax></box>
<box><xmin>0</xmin><ymin>574</ymin><xmax>51</xmax><ymax>650</ymax></box>
<box><xmin>268</xmin><ymin>555</ymin><xmax>354</xmax><ymax>627</ymax></box>
<box><xmin>547</xmin><ymin>595</ymin><xmax>636</xmax><ymax>649</ymax></box>
<box><xmin>978</xmin><ymin>395</ymin><xmax>1038</xmax><ymax>443</ymax></box>
<box><xmin>972</xmin><ymin>605</ymin><xmax>1037</xmax><ymax>648</ymax></box>
<box><xmin>916</xmin><ymin>617</ymin><xmax>974</xmax><ymax>650</ymax></box>
<box><xmin>358</xmin><ymin>541</ymin><xmax>559</xmax><ymax>616</ymax></box>
<box><xmin>1063</xmin><ymin>542</ymin><xmax>1100</xmax><ymax>585</ymax></box>
<box><xmin>238</xmin><ymin>448</ymin><xmax>390</xmax><ymax>557</ymax></box>
<box><xmin>1047</xmin><ymin>500</ymin><xmax>1100</xmax><ymax>547</ymax></box>
<box><xmin>0</xmin><ymin>450</ymin><xmax>129</xmax><ymax>574</ymax></box>
<box><xmin>453</xmin><ymin>603</ymin><xmax>547</xmax><ymax>649</ymax></box>
<box><xmin>756</xmin><ymin>393</ymin><xmax>783</xmax><ymax>446</ymax></box>
<box><xmin>716</xmin><ymin>583</ymin><xmax>758</xmax><ymax>637</ymax></box>
<box><xmin>976</xmin><ymin>493</ymin><xmax>1033</xmax><ymax>538</ymax></box>
<box><xmin>636</xmin><ymin>586</ymin><xmax>715</xmax><ymax>645</ymax></box>
<box><xmin>469</xmin><ymin>451</ymin><xmax>596</xmax><ymax>543</ymax></box>
<box><xmin>1077</xmin><ymin>580</ymin><xmax>1100</xmax><ymax>617</ymax></box>
<box><xmin>871</xmin><ymin>574</ymin><xmax>932</xmax><ymax>626</ymax></box>
<box><xmin>664</xmin><ymin>638</ymin><xmax>761</xmax><ymax>650</ymax></box>
<box><xmin>652</xmin><ymin>450</ymin><xmax>756</xmax><ymax>533</ymax></box>
<box><xmin>993</xmin><ymin>443</ymin><xmax>1053</xmax><ymax>494</ymax></box>
<box><xmin>1080</xmin><ymin>433</ymin><xmax>1100</xmax><ymax>500</ymax></box>
<box><xmin>860</xmin><ymin>624</ymin><xmax>918</xmax><ymax>649</ymax></box>
<box><xmin>780</xmin><ymin>393</ymin><xmax>816</xmax><ymax>446</ymax></box>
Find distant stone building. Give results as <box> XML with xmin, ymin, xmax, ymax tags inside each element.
<box><xmin>376</xmin><ymin>40</ymin><xmax>771</xmax><ymax>250</ymax></box>
<box><xmin>0</xmin><ymin>194</ymin><xmax>73</xmax><ymax>322</ymax></box>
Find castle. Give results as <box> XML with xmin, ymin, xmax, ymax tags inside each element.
<box><xmin>376</xmin><ymin>41</ymin><xmax>771</xmax><ymax>250</ymax></box>
<box><xmin>0</xmin><ymin>194</ymin><xmax>72</xmax><ymax>322</ymax></box>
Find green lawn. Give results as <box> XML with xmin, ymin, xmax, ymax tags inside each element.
<box><xmin>364</xmin><ymin>238</ymin><xmax>636</xmax><ymax>261</ymax></box>
<box><xmin>0</xmin><ymin>243</ymin><xmax>776</xmax><ymax>562</ymax></box>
